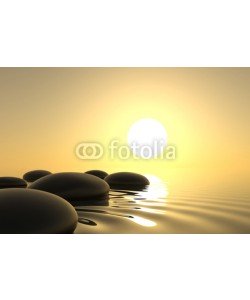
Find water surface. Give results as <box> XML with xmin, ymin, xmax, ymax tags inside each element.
<box><xmin>74</xmin><ymin>180</ymin><xmax>250</xmax><ymax>234</ymax></box>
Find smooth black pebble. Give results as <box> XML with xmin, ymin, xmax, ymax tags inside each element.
<box><xmin>0</xmin><ymin>188</ymin><xmax>78</xmax><ymax>233</ymax></box>
<box><xmin>0</xmin><ymin>177</ymin><xmax>27</xmax><ymax>189</ymax></box>
<box><xmin>85</xmin><ymin>170</ymin><xmax>108</xmax><ymax>179</ymax></box>
<box><xmin>29</xmin><ymin>172</ymin><xmax>110</xmax><ymax>205</ymax></box>
<box><xmin>104</xmin><ymin>172</ymin><xmax>150</xmax><ymax>190</ymax></box>
<box><xmin>23</xmin><ymin>170</ymin><xmax>52</xmax><ymax>183</ymax></box>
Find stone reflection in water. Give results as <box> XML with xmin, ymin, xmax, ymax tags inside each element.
<box><xmin>75</xmin><ymin>177</ymin><xmax>168</xmax><ymax>233</ymax></box>
<box><xmin>78</xmin><ymin>218</ymin><xmax>97</xmax><ymax>226</ymax></box>
<box><xmin>74</xmin><ymin>176</ymin><xmax>250</xmax><ymax>234</ymax></box>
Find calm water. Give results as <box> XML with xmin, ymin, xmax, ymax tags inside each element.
<box><xmin>74</xmin><ymin>179</ymin><xmax>250</xmax><ymax>233</ymax></box>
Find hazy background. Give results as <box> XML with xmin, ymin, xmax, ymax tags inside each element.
<box><xmin>0</xmin><ymin>68</ymin><xmax>249</xmax><ymax>189</ymax></box>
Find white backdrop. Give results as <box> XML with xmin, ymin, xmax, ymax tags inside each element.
<box><xmin>0</xmin><ymin>1</ymin><xmax>249</xmax><ymax>299</ymax></box>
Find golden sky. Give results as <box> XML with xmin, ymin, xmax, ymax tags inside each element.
<box><xmin>0</xmin><ymin>68</ymin><xmax>249</xmax><ymax>187</ymax></box>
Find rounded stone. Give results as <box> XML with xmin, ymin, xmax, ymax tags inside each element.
<box><xmin>104</xmin><ymin>172</ymin><xmax>150</xmax><ymax>190</ymax></box>
<box><xmin>0</xmin><ymin>188</ymin><xmax>78</xmax><ymax>233</ymax></box>
<box><xmin>0</xmin><ymin>177</ymin><xmax>27</xmax><ymax>189</ymax></box>
<box><xmin>29</xmin><ymin>172</ymin><xmax>110</xmax><ymax>205</ymax></box>
<box><xmin>85</xmin><ymin>170</ymin><xmax>108</xmax><ymax>179</ymax></box>
<box><xmin>23</xmin><ymin>170</ymin><xmax>52</xmax><ymax>183</ymax></box>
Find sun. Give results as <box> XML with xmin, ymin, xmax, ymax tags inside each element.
<box><xmin>127</xmin><ymin>118</ymin><xmax>167</xmax><ymax>158</ymax></box>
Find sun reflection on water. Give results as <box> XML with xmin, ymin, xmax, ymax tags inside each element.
<box><xmin>128</xmin><ymin>216</ymin><xmax>157</xmax><ymax>227</ymax></box>
<box><xmin>141</xmin><ymin>174</ymin><xmax>169</xmax><ymax>200</ymax></box>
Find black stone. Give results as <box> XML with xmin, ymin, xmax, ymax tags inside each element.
<box><xmin>104</xmin><ymin>172</ymin><xmax>150</xmax><ymax>190</ymax></box>
<box><xmin>0</xmin><ymin>188</ymin><xmax>78</xmax><ymax>233</ymax></box>
<box><xmin>23</xmin><ymin>170</ymin><xmax>52</xmax><ymax>183</ymax></box>
<box><xmin>0</xmin><ymin>177</ymin><xmax>27</xmax><ymax>189</ymax></box>
<box><xmin>29</xmin><ymin>172</ymin><xmax>110</xmax><ymax>206</ymax></box>
<box><xmin>85</xmin><ymin>170</ymin><xmax>108</xmax><ymax>179</ymax></box>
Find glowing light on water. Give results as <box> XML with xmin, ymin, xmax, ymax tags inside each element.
<box><xmin>144</xmin><ymin>174</ymin><xmax>163</xmax><ymax>184</ymax></box>
<box><xmin>128</xmin><ymin>216</ymin><xmax>157</xmax><ymax>227</ymax></box>
<box><xmin>142</xmin><ymin>174</ymin><xmax>169</xmax><ymax>200</ymax></box>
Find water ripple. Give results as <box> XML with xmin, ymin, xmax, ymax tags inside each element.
<box><xmin>74</xmin><ymin>182</ymin><xmax>250</xmax><ymax>234</ymax></box>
